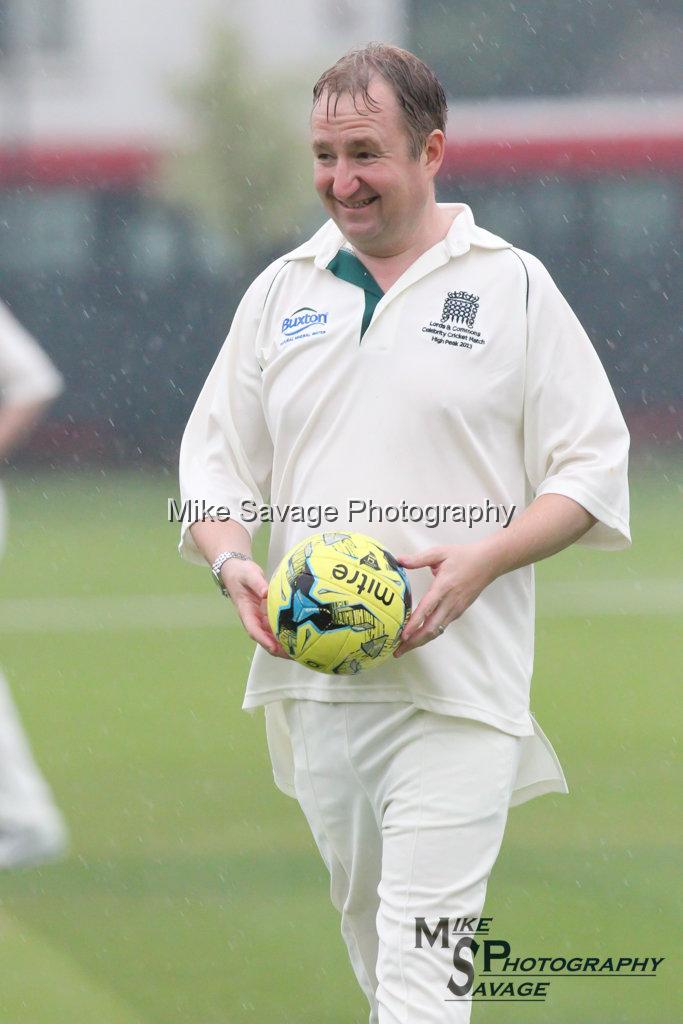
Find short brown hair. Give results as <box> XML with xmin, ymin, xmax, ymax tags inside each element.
<box><xmin>312</xmin><ymin>43</ymin><xmax>447</xmax><ymax>160</ymax></box>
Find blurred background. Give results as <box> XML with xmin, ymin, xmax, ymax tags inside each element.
<box><xmin>0</xmin><ymin>1</ymin><xmax>680</xmax><ymax>1022</ymax></box>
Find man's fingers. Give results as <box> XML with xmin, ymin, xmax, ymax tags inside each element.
<box><xmin>240</xmin><ymin>567</ymin><xmax>269</xmax><ymax>600</ymax></box>
<box><xmin>397</xmin><ymin>548</ymin><xmax>443</xmax><ymax>570</ymax></box>
<box><xmin>395</xmin><ymin>611</ymin><xmax>448</xmax><ymax>657</ymax></box>
<box><xmin>229</xmin><ymin>586</ymin><xmax>290</xmax><ymax>659</ymax></box>
<box><xmin>222</xmin><ymin>561</ymin><xmax>269</xmax><ymax>601</ymax></box>
<box><xmin>401</xmin><ymin>591</ymin><xmax>443</xmax><ymax>641</ymax></box>
<box><xmin>266</xmin><ymin>639</ymin><xmax>291</xmax><ymax>660</ymax></box>
<box><xmin>255</xmin><ymin>607</ymin><xmax>289</xmax><ymax>657</ymax></box>
<box><xmin>240</xmin><ymin>603</ymin><xmax>288</xmax><ymax>658</ymax></box>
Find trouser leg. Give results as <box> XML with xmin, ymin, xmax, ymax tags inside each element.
<box><xmin>283</xmin><ymin>701</ymin><xmax>520</xmax><ymax>1024</ymax></box>
<box><xmin>0</xmin><ymin>669</ymin><xmax>66</xmax><ymax>831</ymax></box>
<box><xmin>372</xmin><ymin>713</ymin><xmax>521</xmax><ymax>1023</ymax></box>
<box><xmin>283</xmin><ymin>700</ymin><xmax>382</xmax><ymax>1023</ymax></box>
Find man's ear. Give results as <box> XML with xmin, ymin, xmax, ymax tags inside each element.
<box><xmin>423</xmin><ymin>130</ymin><xmax>446</xmax><ymax>178</ymax></box>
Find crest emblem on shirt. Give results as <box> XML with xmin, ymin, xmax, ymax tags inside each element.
<box><xmin>441</xmin><ymin>291</ymin><xmax>479</xmax><ymax>328</ymax></box>
<box><xmin>421</xmin><ymin>290</ymin><xmax>485</xmax><ymax>350</ymax></box>
<box><xmin>421</xmin><ymin>290</ymin><xmax>486</xmax><ymax>350</ymax></box>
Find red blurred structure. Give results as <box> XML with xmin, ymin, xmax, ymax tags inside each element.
<box><xmin>1</xmin><ymin>96</ymin><xmax>682</xmax><ymax>460</ymax></box>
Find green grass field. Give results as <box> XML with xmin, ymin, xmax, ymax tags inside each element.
<box><xmin>0</xmin><ymin>461</ymin><xmax>680</xmax><ymax>1023</ymax></box>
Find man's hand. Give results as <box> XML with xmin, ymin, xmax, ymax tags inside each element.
<box><xmin>393</xmin><ymin>494</ymin><xmax>597</xmax><ymax>658</ymax></box>
<box><xmin>394</xmin><ymin>544</ymin><xmax>495</xmax><ymax>656</ymax></box>
<box><xmin>188</xmin><ymin>518</ymin><xmax>288</xmax><ymax>659</ymax></box>
<box><xmin>220</xmin><ymin>559</ymin><xmax>289</xmax><ymax>659</ymax></box>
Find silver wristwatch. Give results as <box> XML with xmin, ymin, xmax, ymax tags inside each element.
<box><xmin>211</xmin><ymin>551</ymin><xmax>252</xmax><ymax>598</ymax></box>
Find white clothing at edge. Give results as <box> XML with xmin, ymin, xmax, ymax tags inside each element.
<box><xmin>0</xmin><ymin>299</ymin><xmax>64</xmax><ymax>554</ymax></box>
<box><xmin>0</xmin><ymin>299</ymin><xmax>67</xmax><ymax>866</ymax></box>
<box><xmin>179</xmin><ymin>203</ymin><xmax>631</xmax><ymax>806</ymax></box>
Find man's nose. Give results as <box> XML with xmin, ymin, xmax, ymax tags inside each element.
<box><xmin>331</xmin><ymin>161</ymin><xmax>360</xmax><ymax>201</ymax></box>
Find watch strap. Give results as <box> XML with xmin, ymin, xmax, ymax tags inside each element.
<box><xmin>211</xmin><ymin>551</ymin><xmax>252</xmax><ymax>597</ymax></box>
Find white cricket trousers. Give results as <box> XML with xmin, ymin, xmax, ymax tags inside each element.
<box><xmin>0</xmin><ymin>498</ymin><xmax>66</xmax><ymax>861</ymax></box>
<box><xmin>282</xmin><ymin>700</ymin><xmax>522</xmax><ymax>1024</ymax></box>
<box><xmin>0</xmin><ymin>669</ymin><xmax>64</xmax><ymax>831</ymax></box>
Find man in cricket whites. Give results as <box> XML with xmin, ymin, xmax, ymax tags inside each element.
<box><xmin>179</xmin><ymin>44</ymin><xmax>630</xmax><ymax>1022</ymax></box>
<box><xmin>0</xmin><ymin>300</ymin><xmax>68</xmax><ymax>868</ymax></box>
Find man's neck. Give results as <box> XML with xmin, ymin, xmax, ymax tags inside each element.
<box><xmin>350</xmin><ymin>204</ymin><xmax>457</xmax><ymax>292</ymax></box>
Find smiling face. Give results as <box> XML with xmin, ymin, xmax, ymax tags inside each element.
<box><xmin>310</xmin><ymin>77</ymin><xmax>443</xmax><ymax>258</ymax></box>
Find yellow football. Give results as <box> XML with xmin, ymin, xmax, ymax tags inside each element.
<box><xmin>267</xmin><ymin>531</ymin><xmax>412</xmax><ymax>675</ymax></box>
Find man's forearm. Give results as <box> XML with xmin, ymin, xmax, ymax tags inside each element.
<box><xmin>188</xmin><ymin>517</ymin><xmax>253</xmax><ymax>567</ymax></box>
<box><xmin>481</xmin><ymin>493</ymin><xmax>596</xmax><ymax>581</ymax></box>
<box><xmin>0</xmin><ymin>400</ymin><xmax>52</xmax><ymax>461</ymax></box>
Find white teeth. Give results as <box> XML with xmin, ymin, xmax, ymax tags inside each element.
<box><xmin>341</xmin><ymin>198</ymin><xmax>376</xmax><ymax>208</ymax></box>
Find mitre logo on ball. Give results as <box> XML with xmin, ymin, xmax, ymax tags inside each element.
<box><xmin>267</xmin><ymin>532</ymin><xmax>412</xmax><ymax>675</ymax></box>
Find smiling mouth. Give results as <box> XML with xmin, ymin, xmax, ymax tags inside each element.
<box><xmin>336</xmin><ymin>197</ymin><xmax>379</xmax><ymax>209</ymax></box>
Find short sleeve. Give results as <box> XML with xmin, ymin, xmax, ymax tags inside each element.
<box><xmin>178</xmin><ymin>263</ymin><xmax>282</xmax><ymax>563</ymax></box>
<box><xmin>0</xmin><ymin>302</ymin><xmax>63</xmax><ymax>405</ymax></box>
<box><xmin>521</xmin><ymin>252</ymin><xmax>630</xmax><ymax>550</ymax></box>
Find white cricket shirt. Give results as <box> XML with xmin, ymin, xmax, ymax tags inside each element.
<box><xmin>0</xmin><ymin>300</ymin><xmax>64</xmax><ymax>555</ymax></box>
<box><xmin>179</xmin><ymin>204</ymin><xmax>630</xmax><ymax>806</ymax></box>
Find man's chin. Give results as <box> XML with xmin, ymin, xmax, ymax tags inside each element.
<box><xmin>331</xmin><ymin>210</ymin><xmax>381</xmax><ymax>244</ymax></box>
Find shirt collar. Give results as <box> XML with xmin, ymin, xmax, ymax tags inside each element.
<box><xmin>282</xmin><ymin>203</ymin><xmax>510</xmax><ymax>267</ymax></box>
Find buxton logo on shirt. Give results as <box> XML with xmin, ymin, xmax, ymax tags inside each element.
<box><xmin>280</xmin><ymin>307</ymin><xmax>329</xmax><ymax>344</ymax></box>
<box><xmin>421</xmin><ymin>290</ymin><xmax>487</xmax><ymax>350</ymax></box>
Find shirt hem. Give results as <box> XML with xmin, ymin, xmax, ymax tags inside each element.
<box><xmin>242</xmin><ymin>687</ymin><xmax>534</xmax><ymax>737</ymax></box>
<box><xmin>509</xmin><ymin>777</ymin><xmax>569</xmax><ymax>807</ymax></box>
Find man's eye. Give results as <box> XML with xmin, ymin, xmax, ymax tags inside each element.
<box><xmin>357</xmin><ymin>152</ymin><xmax>375</xmax><ymax>160</ymax></box>
<box><xmin>316</xmin><ymin>153</ymin><xmax>332</xmax><ymax>161</ymax></box>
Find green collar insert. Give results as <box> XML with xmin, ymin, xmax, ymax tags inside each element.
<box><xmin>326</xmin><ymin>249</ymin><xmax>384</xmax><ymax>341</ymax></box>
